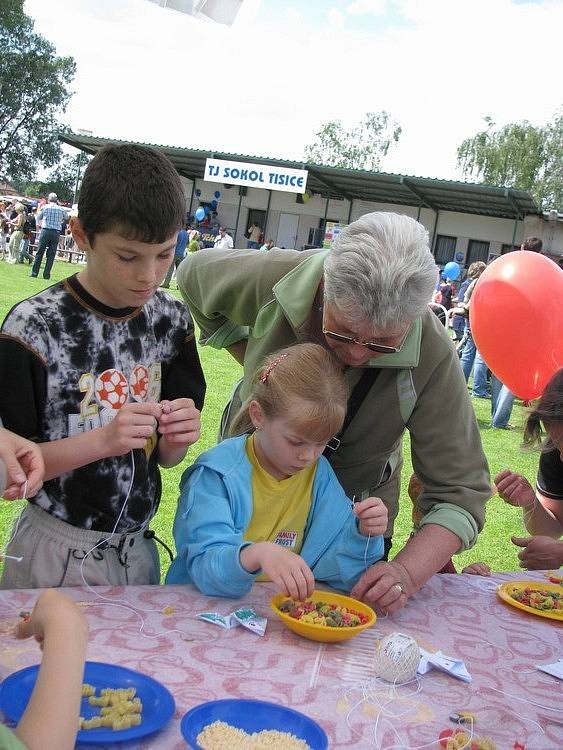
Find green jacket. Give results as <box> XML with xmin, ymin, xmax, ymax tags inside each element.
<box><xmin>177</xmin><ymin>247</ymin><xmax>491</xmax><ymax>549</ymax></box>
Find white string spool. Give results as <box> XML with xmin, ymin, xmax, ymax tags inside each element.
<box><xmin>373</xmin><ymin>632</ymin><xmax>420</xmax><ymax>684</ymax></box>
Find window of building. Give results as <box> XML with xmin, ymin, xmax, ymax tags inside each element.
<box><xmin>501</xmin><ymin>243</ymin><xmax>519</xmax><ymax>254</ymax></box>
<box><xmin>434</xmin><ymin>235</ymin><xmax>457</xmax><ymax>264</ymax></box>
<box><xmin>466</xmin><ymin>239</ymin><xmax>490</xmax><ymax>265</ymax></box>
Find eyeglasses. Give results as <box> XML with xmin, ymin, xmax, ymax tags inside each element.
<box><xmin>322</xmin><ymin>326</ymin><xmax>408</xmax><ymax>354</ymax></box>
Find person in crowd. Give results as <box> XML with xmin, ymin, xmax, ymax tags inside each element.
<box><xmin>495</xmin><ymin>369</ymin><xmax>563</xmax><ymax>570</ymax></box>
<box><xmin>521</xmin><ymin>236</ymin><xmax>542</xmax><ymax>253</ymax></box>
<box><xmin>213</xmin><ymin>226</ymin><xmax>234</xmax><ymax>250</ymax></box>
<box><xmin>260</xmin><ymin>239</ymin><xmax>275</xmax><ymax>251</ymax></box>
<box><xmin>162</xmin><ymin>222</ymin><xmax>189</xmax><ymax>288</ymax></box>
<box><xmin>456</xmin><ymin>260</ymin><xmax>514</xmax><ymax>427</ymax></box>
<box><xmin>7</xmin><ymin>204</ymin><xmax>26</xmax><ymax>264</ymax></box>
<box><xmin>18</xmin><ymin>209</ymin><xmax>35</xmax><ymax>264</ymax></box>
<box><xmin>166</xmin><ymin>343</ymin><xmax>387</xmax><ymax>598</ymax></box>
<box><xmin>30</xmin><ymin>193</ymin><xmax>68</xmax><ymax>279</ymax></box>
<box><xmin>451</xmin><ymin>265</ymin><xmax>479</xmax><ymax>344</ymax></box>
<box><xmin>188</xmin><ymin>230</ymin><xmax>201</xmax><ymax>253</ymax></box>
<box><xmin>0</xmin><ymin>144</ymin><xmax>206</xmax><ymax>590</ymax></box>
<box><xmin>433</xmin><ymin>273</ymin><xmax>455</xmax><ymax>311</ymax></box>
<box><xmin>176</xmin><ymin>211</ymin><xmax>491</xmax><ymax>613</ymax></box>
<box><xmin>246</xmin><ymin>222</ymin><xmax>262</xmax><ymax>249</ymax></box>
<box><xmin>455</xmin><ymin>261</ymin><xmax>486</xmax><ymax>362</ymax></box>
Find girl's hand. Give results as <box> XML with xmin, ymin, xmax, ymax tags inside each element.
<box><xmin>241</xmin><ymin>542</ymin><xmax>314</xmax><ymax>600</ymax></box>
<box><xmin>494</xmin><ymin>470</ymin><xmax>536</xmax><ymax>509</ymax></box>
<box><xmin>354</xmin><ymin>497</ymin><xmax>388</xmax><ymax>536</ymax></box>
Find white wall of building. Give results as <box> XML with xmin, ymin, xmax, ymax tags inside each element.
<box><xmin>180</xmin><ymin>176</ymin><xmax>560</xmax><ymax>263</ymax></box>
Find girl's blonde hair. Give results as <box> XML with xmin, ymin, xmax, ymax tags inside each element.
<box><xmin>229</xmin><ymin>343</ymin><xmax>348</xmax><ymax>443</ymax></box>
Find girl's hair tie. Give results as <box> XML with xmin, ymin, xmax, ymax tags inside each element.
<box><xmin>260</xmin><ymin>353</ymin><xmax>289</xmax><ymax>383</ymax></box>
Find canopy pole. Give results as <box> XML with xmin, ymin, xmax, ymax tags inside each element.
<box><xmin>431</xmin><ymin>210</ymin><xmax>440</xmax><ymax>254</ymax></box>
<box><xmin>416</xmin><ymin>203</ymin><xmax>422</xmax><ymax>221</ymax></box>
<box><xmin>187</xmin><ymin>180</ymin><xmax>195</xmax><ymax>223</ymax></box>
<box><xmin>263</xmin><ymin>190</ymin><xmax>272</xmax><ymax>241</ymax></box>
<box><xmin>347</xmin><ymin>198</ymin><xmax>354</xmax><ymax>224</ymax></box>
<box><xmin>510</xmin><ymin>215</ymin><xmax>519</xmax><ymax>250</ymax></box>
<box><xmin>234</xmin><ymin>188</ymin><xmax>243</xmax><ymax>245</ymax></box>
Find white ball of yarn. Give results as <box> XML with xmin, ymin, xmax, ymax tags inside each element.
<box><xmin>373</xmin><ymin>632</ymin><xmax>420</xmax><ymax>683</ymax></box>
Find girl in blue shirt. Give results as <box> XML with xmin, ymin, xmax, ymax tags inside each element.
<box><xmin>166</xmin><ymin>343</ymin><xmax>387</xmax><ymax>599</ymax></box>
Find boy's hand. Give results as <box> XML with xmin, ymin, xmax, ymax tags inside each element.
<box><xmin>16</xmin><ymin>589</ymin><xmax>87</xmax><ymax>646</ymax></box>
<box><xmin>0</xmin><ymin>429</ymin><xmax>44</xmax><ymax>500</ymax></box>
<box><xmin>354</xmin><ymin>497</ymin><xmax>388</xmax><ymax>536</ymax></box>
<box><xmin>102</xmin><ymin>402</ymin><xmax>161</xmax><ymax>456</ymax></box>
<box><xmin>158</xmin><ymin>398</ymin><xmax>201</xmax><ymax>447</ymax></box>
<box><xmin>241</xmin><ymin>542</ymin><xmax>314</xmax><ymax>601</ymax></box>
<box><xmin>495</xmin><ymin>470</ymin><xmax>536</xmax><ymax>509</ymax></box>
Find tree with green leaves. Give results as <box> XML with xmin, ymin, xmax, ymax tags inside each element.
<box><xmin>457</xmin><ymin>112</ymin><xmax>563</xmax><ymax>209</ymax></box>
<box><xmin>12</xmin><ymin>153</ymin><xmax>91</xmax><ymax>203</ymax></box>
<box><xmin>0</xmin><ymin>0</ymin><xmax>76</xmax><ymax>182</ymax></box>
<box><xmin>304</xmin><ymin>111</ymin><xmax>402</xmax><ymax>171</ymax></box>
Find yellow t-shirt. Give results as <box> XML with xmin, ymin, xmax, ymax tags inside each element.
<box><xmin>244</xmin><ymin>434</ymin><xmax>316</xmax><ymax>579</ymax></box>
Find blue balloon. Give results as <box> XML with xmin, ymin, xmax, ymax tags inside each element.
<box><xmin>214</xmin><ymin>191</ymin><xmax>221</xmax><ymax>199</ymax></box>
<box><xmin>443</xmin><ymin>261</ymin><xmax>461</xmax><ymax>281</ymax></box>
<box><xmin>195</xmin><ymin>207</ymin><xmax>205</xmax><ymax>221</ymax></box>
<box><xmin>195</xmin><ymin>189</ymin><xmax>201</xmax><ymax>197</ymax></box>
<box><xmin>211</xmin><ymin>200</ymin><xmax>218</xmax><ymax>209</ymax></box>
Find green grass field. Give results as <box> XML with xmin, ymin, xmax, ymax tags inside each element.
<box><xmin>0</xmin><ymin>260</ymin><xmax>539</xmax><ymax>576</ymax></box>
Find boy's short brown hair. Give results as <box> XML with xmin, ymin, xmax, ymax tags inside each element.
<box><xmin>522</xmin><ymin>236</ymin><xmax>542</xmax><ymax>253</ymax></box>
<box><xmin>78</xmin><ymin>144</ymin><xmax>185</xmax><ymax>244</ymax></box>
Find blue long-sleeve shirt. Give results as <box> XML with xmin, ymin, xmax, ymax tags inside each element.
<box><xmin>166</xmin><ymin>435</ymin><xmax>384</xmax><ymax>597</ymax></box>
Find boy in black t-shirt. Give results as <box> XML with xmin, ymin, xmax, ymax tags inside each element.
<box><xmin>0</xmin><ymin>144</ymin><xmax>206</xmax><ymax>588</ymax></box>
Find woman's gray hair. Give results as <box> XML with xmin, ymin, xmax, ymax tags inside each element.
<box><xmin>324</xmin><ymin>212</ymin><xmax>438</xmax><ymax>329</ymax></box>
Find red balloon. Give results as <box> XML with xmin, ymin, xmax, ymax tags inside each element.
<box><xmin>470</xmin><ymin>252</ymin><xmax>563</xmax><ymax>400</ymax></box>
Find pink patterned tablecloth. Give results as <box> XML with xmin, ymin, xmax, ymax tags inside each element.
<box><xmin>0</xmin><ymin>572</ymin><xmax>562</xmax><ymax>749</ymax></box>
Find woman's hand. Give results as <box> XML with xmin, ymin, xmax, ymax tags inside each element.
<box><xmin>512</xmin><ymin>535</ymin><xmax>563</xmax><ymax>570</ymax></box>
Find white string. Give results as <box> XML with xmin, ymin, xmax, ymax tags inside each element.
<box><xmin>483</xmin><ymin>685</ymin><xmax>563</xmax><ymax>713</ymax></box>
<box><xmin>0</xmin><ymin>480</ymin><xmax>28</xmax><ymax>562</ymax></box>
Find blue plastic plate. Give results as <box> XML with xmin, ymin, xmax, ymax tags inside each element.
<box><xmin>0</xmin><ymin>660</ymin><xmax>175</xmax><ymax>744</ymax></box>
<box><xmin>181</xmin><ymin>698</ymin><xmax>328</xmax><ymax>749</ymax></box>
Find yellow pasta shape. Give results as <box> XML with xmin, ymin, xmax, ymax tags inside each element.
<box><xmin>81</xmin><ymin>683</ymin><xmax>96</xmax><ymax>697</ymax></box>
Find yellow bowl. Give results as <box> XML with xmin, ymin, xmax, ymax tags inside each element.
<box><xmin>270</xmin><ymin>590</ymin><xmax>376</xmax><ymax>643</ymax></box>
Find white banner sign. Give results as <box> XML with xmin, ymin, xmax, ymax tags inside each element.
<box><xmin>205</xmin><ymin>158</ymin><xmax>308</xmax><ymax>194</ymax></box>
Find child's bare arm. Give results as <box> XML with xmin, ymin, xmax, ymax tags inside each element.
<box><xmin>15</xmin><ymin>590</ymin><xmax>88</xmax><ymax>750</ymax></box>
<box><xmin>39</xmin><ymin>402</ymin><xmax>162</xmax><ymax>480</ymax></box>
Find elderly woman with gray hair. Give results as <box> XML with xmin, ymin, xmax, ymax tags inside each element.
<box><xmin>177</xmin><ymin>212</ymin><xmax>491</xmax><ymax>613</ymax></box>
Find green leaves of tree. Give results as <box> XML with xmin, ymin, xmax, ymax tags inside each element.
<box><xmin>304</xmin><ymin>111</ymin><xmax>402</xmax><ymax>171</ymax></box>
<box><xmin>457</xmin><ymin>112</ymin><xmax>563</xmax><ymax>209</ymax></box>
<box><xmin>0</xmin><ymin>0</ymin><xmax>76</xmax><ymax>181</ymax></box>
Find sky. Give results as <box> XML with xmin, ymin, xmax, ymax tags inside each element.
<box><xmin>24</xmin><ymin>0</ymin><xmax>563</xmax><ymax>181</ymax></box>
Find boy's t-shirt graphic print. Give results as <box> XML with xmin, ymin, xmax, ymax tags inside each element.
<box><xmin>0</xmin><ymin>274</ymin><xmax>205</xmax><ymax>533</ymax></box>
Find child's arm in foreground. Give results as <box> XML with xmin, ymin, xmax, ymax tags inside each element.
<box><xmin>15</xmin><ymin>590</ymin><xmax>88</xmax><ymax>750</ymax></box>
<box><xmin>495</xmin><ymin>469</ymin><xmax>563</xmax><ymax>537</ymax></box>
<box><xmin>0</xmin><ymin>428</ymin><xmax>44</xmax><ymax>499</ymax></box>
